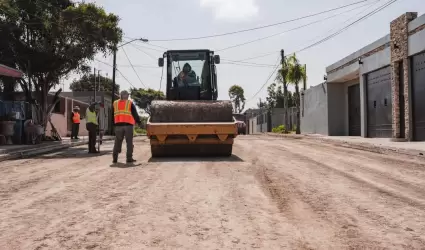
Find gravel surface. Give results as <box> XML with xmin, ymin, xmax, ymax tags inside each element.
<box><xmin>1</xmin><ymin>135</ymin><xmax>424</xmax><ymax>249</ymax></box>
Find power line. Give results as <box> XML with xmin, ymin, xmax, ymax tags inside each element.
<box><xmin>94</xmin><ymin>59</ymin><xmax>137</xmax><ymax>88</ymax></box>
<box><xmin>216</xmin><ymin>0</ymin><xmax>376</xmax><ymax>52</ymax></box>
<box><xmin>122</xmin><ymin>47</ymin><xmax>146</xmax><ymax>87</ymax></box>
<box><xmin>142</xmin><ymin>0</ymin><xmax>368</xmax><ymax>42</ymax></box>
<box><xmin>221</xmin><ymin>60</ymin><xmax>276</xmax><ymax>68</ymax></box>
<box><xmin>224</xmin><ymin>51</ymin><xmax>279</xmax><ymax>63</ymax></box>
<box><xmin>129</xmin><ymin>41</ymin><xmax>166</xmax><ymax>52</ymax></box>
<box><xmin>221</xmin><ymin>0</ymin><xmax>379</xmax><ymax>62</ymax></box>
<box><xmin>246</xmin><ymin>57</ymin><xmax>281</xmax><ymax>101</ymax></box>
<box><xmin>247</xmin><ymin>0</ymin><xmax>398</xmax><ymax>102</ymax></box>
<box><xmin>129</xmin><ymin>44</ymin><xmax>157</xmax><ymax>60</ymax></box>
<box><xmin>295</xmin><ymin>0</ymin><xmax>398</xmax><ymax>54</ymax></box>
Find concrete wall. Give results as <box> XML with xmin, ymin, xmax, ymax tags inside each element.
<box><xmin>248</xmin><ymin>116</ymin><xmax>258</xmax><ymax>134</ymax></box>
<box><xmin>46</xmin><ymin>113</ymin><xmax>89</xmax><ymax>137</ymax></box>
<box><xmin>256</xmin><ymin>112</ymin><xmax>268</xmax><ymax>133</ymax></box>
<box><xmin>247</xmin><ymin>107</ymin><xmax>298</xmax><ymax>134</ymax></box>
<box><xmin>300</xmin><ymin>83</ymin><xmax>329</xmax><ymax>135</ymax></box>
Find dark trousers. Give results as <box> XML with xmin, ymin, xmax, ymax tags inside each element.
<box><xmin>71</xmin><ymin>123</ymin><xmax>80</xmax><ymax>139</ymax></box>
<box><xmin>113</xmin><ymin>125</ymin><xmax>134</xmax><ymax>160</ymax></box>
<box><xmin>86</xmin><ymin>123</ymin><xmax>97</xmax><ymax>152</ymax></box>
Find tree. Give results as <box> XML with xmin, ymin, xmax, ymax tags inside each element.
<box><xmin>70</xmin><ymin>74</ymin><xmax>120</xmax><ymax>93</ymax></box>
<box><xmin>257</xmin><ymin>100</ymin><xmax>268</xmax><ymax>109</ymax></box>
<box><xmin>0</xmin><ymin>0</ymin><xmax>122</xmax><ymax>132</ymax></box>
<box><xmin>130</xmin><ymin>88</ymin><xmax>165</xmax><ymax>115</ymax></box>
<box><xmin>275</xmin><ymin>57</ymin><xmax>290</xmax><ymax>127</ymax></box>
<box><xmin>265</xmin><ymin>82</ymin><xmax>296</xmax><ymax>112</ymax></box>
<box><xmin>228</xmin><ymin>85</ymin><xmax>246</xmax><ymax>113</ymax></box>
<box><xmin>266</xmin><ymin>82</ymin><xmax>284</xmax><ymax>110</ymax></box>
<box><xmin>286</xmin><ymin>54</ymin><xmax>307</xmax><ymax>134</ymax></box>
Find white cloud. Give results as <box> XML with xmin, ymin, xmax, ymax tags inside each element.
<box><xmin>200</xmin><ymin>0</ymin><xmax>259</xmax><ymax>21</ymax></box>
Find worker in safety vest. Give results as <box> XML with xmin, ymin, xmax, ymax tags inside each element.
<box><xmin>70</xmin><ymin>106</ymin><xmax>82</xmax><ymax>140</ymax></box>
<box><xmin>112</xmin><ymin>90</ymin><xmax>141</xmax><ymax>164</ymax></box>
<box><xmin>85</xmin><ymin>103</ymin><xmax>99</xmax><ymax>153</ymax></box>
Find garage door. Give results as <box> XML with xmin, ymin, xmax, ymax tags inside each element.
<box><xmin>412</xmin><ymin>52</ymin><xmax>425</xmax><ymax>141</ymax></box>
<box><xmin>366</xmin><ymin>66</ymin><xmax>392</xmax><ymax>138</ymax></box>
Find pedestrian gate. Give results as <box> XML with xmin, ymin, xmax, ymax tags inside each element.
<box><xmin>348</xmin><ymin>84</ymin><xmax>361</xmax><ymax>136</ymax></box>
<box><xmin>366</xmin><ymin>66</ymin><xmax>392</xmax><ymax>138</ymax></box>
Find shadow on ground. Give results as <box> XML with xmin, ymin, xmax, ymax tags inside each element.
<box><xmin>36</xmin><ymin>147</ymin><xmax>113</xmax><ymax>159</ymax></box>
<box><xmin>148</xmin><ymin>154</ymin><xmax>244</xmax><ymax>163</ymax></box>
<box><xmin>109</xmin><ymin>162</ymin><xmax>143</xmax><ymax>168</ymax></box>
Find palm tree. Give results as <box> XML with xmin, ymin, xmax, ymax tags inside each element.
<box><xmin>286</xmin><ymin>54</ymin><xmax>306</xmax><ymax>134</ymax></box>
<box><xmin>275</xmin><ymin>57</ymin><xmax>290</xmax><ymax>127</ymax></box>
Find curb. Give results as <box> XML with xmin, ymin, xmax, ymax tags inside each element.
<box><xmin>0</xmin><ymin>141</ymin><xmax>86</xmax><ymax>162</ymax></box>
<box><xmin>265</xmin><ymin>133</ymin><xmax>425</xmax><ymax>157</ymax></box>
<box><xmin>0</xmin><ymin>135</ymin><xmax>147</xmax><ymax>162</ymax></box>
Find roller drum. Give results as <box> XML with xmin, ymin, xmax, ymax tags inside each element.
<box><xmin>150</xmin><ymin>100</ymin><xmax>233</xmax><ymax>123</ymax></box>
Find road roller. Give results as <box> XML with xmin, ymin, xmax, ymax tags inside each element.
<box><xmin>146</xmin><ymin>49</ymin><xmax>238</xmax><ymax>157</ymax></box>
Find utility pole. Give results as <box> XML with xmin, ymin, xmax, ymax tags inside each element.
<box><xmin>93</xmin><ymin>67</ymin><xmax>96</xmax><ymax>104</ymax></box>
<box><xmin>280</xmin><ymin>49</ymin><xmax>288</xmax><ymax>129</ymax></box>
<box><xmin>259</xmin><ymin>97</ymin><xmax>262</xmax><ymax>133</ymax></box>
<box><xmin>97</xmin><ymin>70</ymin><xmax>101</xmax><ymax>92</ymax></box>
<box><xmin>303</xmin><ymin>64</ymin><xmax>307</xmax><ymax>91</ymax></box>
<box><xmin>110</xmin><ymin>46</ymin><xmax>117</xmax><ymax>135</ymax></box>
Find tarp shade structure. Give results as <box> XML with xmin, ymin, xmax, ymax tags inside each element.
<box><xmin>0</xmin><ymin>64</ymin><xmax>23</xmax><ymax>78</ymax></box>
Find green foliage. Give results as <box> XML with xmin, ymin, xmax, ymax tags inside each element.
<box><xmin>228</xmin><ymin>85</ymin><xmax>246</xmax><ymax>113</ymax></box>
<box><xmin>292</xmin><ymin>124</ymin><xmax>297</xmax><ymax>132</ymax></box>
<box><xmin>285</xmin><ymin>54</ymin><xmax>306</xmax><ymax>135</ymax></box>
<box><xmin>134</xmin><ymin>126</ymin><xmax>146</xmax><ymax>135</ymax></box>
<box><xmin>272</xmin><ymin>125</ymin><xmax>287</xmax><ymax>134</ymax></box>
<box><xmin>130</xmin><ymin>88</ymin><xmax>165</xmax><ymax>115</ymax></box>
<box><xmin>257</xmin><ymin>100</ymin><xmax>268</xmax><ymax>109</ymax></box>
<box><xmin>266</xmin><ymin>82</ymin><xmax>295</xmax><ymax>110</ymax></box>
<box><xmin>0</xmin><ymin>0</ymin><xmax>122</xmax><ymax>129</ymax></box>
<box><xmin>70</xmin><ymin>74</ymin><xmax>119</xmax><ymax>93</ymax></box>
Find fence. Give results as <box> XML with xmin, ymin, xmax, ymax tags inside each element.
<box><xmin>248</xmin><ymin>107</ymin><xmax>299</xmax><ymax>134</ymax></box>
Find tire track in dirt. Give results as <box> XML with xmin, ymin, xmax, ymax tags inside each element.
<box><xmin>238</xmin><ymin>136</ymin><xmax>425</xmax><ymax>249</ymax></box>
<box><xmin>269</xmin><ymin>139</ymin><xmax>425</xmax><ymax>209</ymax></box>
<box><xmin>295</xmin><ymin>140</ymin><xmax>425</xmax><ymax>194</ymax></box>
<box><xmin>236</xmin><ymin>138</ymin><xmax>352</xmax><ymax>249</ymax></box>
<box><xmin>0</xmin><ymin>151</ymin><xmax>117</xmax><ymax>210</ymax></box>
<box><xmin>0</xmin><ymin>143</ymin><xmax>152</xmax><ymax>250</ymax></box>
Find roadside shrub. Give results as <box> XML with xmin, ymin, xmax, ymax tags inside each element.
<box><xmin>134</xmin><ymin>126</ymin><xmax>146</xmax><ymax>135</ymax></box>
<box><xmin>292</xmin><ymin>124</ymin><xmax>297</xmax><ymax>132</ymax></box>
<box><xmin>272</xmin><ymin>125</ymin><xmax>287</xmax><ymax>134</ymax></box>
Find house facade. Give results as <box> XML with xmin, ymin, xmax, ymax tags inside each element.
<box><xmin>61</xmin><ymin>91</ymin><xmax>118</xmax><ymax>135</ymax></box>
<box><xmin>301</xmin><ymin>12</ymin><xmax>425</xmax><ymax>141</ymax></box>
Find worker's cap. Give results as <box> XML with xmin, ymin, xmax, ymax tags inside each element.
<box><xmin>73</xmin><ymin>106</ymin><xmax>80</xmax><ymax>110</ymax></box>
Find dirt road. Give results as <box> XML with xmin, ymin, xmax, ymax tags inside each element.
<box><xmin>1</xmin><ymin>135</ymin><xmax>424</xmax><ymax>249</ymax></box>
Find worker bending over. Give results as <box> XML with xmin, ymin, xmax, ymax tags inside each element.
<box><xmin>112</xmin><ymin>90</ymin><xmax>141</xmax><ymax>163</ymax></box>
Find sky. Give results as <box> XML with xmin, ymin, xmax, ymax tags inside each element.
<box><xmin>59</xmin><ymin>0</ymin><xmax>425</xmax><ymax>110</ymax></box>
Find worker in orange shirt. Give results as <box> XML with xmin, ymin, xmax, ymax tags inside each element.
<box><xmin>112</xmin><ymin>90</ymin><xmax>141</xmax><ymax>164</ymax></box>
<box><xmin>70</xmin><ymin>106</ymin><xmax>82</xmax><ymax>140</ymax></box>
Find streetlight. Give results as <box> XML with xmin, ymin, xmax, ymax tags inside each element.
<box><xmin>110</xmin><ymin>37</ymin><xmax>149</xmax><ymax>135</ymax></box>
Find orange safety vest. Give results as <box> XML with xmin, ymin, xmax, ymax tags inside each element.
<box><xmin>72</xmin><ymin>112</ymin><xmax>80</xmax><ymax>124</ymax></box>
<box><xmin>113</xmin><ymin>100</ymin><xmax>135</xmax><ymax>125</ymax></box>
